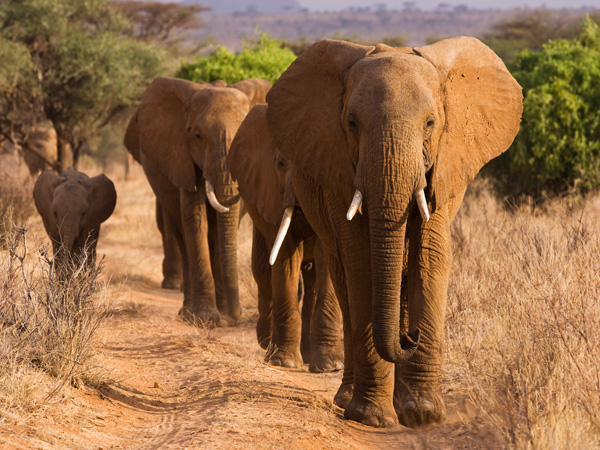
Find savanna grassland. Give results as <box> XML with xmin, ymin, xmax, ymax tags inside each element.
<box><xmin>0</xmin><ymin>162</ymin><xmax>599</xmax><ymax>449</ymax></box>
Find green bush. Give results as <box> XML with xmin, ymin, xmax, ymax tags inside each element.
<box><xmin>175</xmin><ymin>33</ymin><xmax>296</xmax><ymax>84</ymax></box>
<box><xmin>493</xmin><ymin>17</ymin><xmax>600</xmax><ymax>200</ymax></box>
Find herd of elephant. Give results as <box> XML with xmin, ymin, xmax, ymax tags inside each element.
<box><xmin>32</xmin><ymin>37</ymin><xmax>523</xmax><ymax>429</ymax></box>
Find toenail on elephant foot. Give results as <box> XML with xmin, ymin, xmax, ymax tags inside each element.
<box><xmin>266</xmin><ymin>350</ymin><xmax>303</xmax><ymax>369</ymax></box>
<box><xmin>344</xmin><ymin>397</ymin><xmax>398</xmax><ymax>428</ymax></box>
<box><xmin>161</xmin><ymin>278</ymin><xmax>182</xmax><ymax>290</ymax></box>
<box><xmin>178</xmin><ymin>307</ymin><xmax>220</xmax><ymax>327</ymax></box>
<box><xmin>397</xmin><ymin>397</ymin><xmax>445</xmax><ymax>428</ymax></box>
<box><xmin>309</xmin><ymin>350</ymin><xmax>344</xmax><ymax>373</ymax></box>
<box><xmin>333</xmin><ymin>384</ymin><xmax>353</xmax><ymax>409</ymax></box>
<box><xmin>216</xmin><ymin>314</ymin><xmax>237</xmax><ymax>327</ymax></box>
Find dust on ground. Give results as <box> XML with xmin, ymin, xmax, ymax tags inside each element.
<box><xmin>0</xmin><ymin>166</ymin><xmax>481</xmax><ymax>450</ymax></box>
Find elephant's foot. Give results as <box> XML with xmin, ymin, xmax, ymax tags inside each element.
<box><xmin>333</xmin><ymin>383</ymin><xmax>353</xmax><ymax>409</ymax></box>
<box><xmin>256</xmin><ymin>317</ymin><xmax>272</xmax><ymax>350</ymax></box>
<box><xmin>309</xmin><ymin>345</ymin><xmax>344</xmax><ymax>373</ymax></box>
<box><xmin>216</xmin><ymin>313</ymin><xmax>238</xmax><ymax>327</ymax></box>
<box><xmin>178</xmin><ymin>306</ymin><xmax>220</xmax><ymax>327</ymax></box>
<box><xmin>161</xmin><ymin>277</ymin><xmax>182</xmax><ymax>290</ymax></box>
<box><xmin>266</xmin><ymin>347</ymin><xmax>303</xmax><ymax>369</ymax></box>
<box><xmin>344</xmin><ymin>395</ymin><xmax>398</xmax><ymax>428</ymax></box>
<box><xmin>394</xmin><ymin>386</ymin><xmax>445</xmax><ymax>428</ymax></box>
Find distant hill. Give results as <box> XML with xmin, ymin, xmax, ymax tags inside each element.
<box><xmin>184</xmin><ymin>0</ymin><xmax>303</xmax><ymax>14</ymax></box>
<box><xmin>192</xmin><ymin>7</ymin><xmax>596</xmax><ymax>49</ymax></box>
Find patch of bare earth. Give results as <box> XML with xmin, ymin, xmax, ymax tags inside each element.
<box><xmin>3</xmin><ymin>166</ymin><xmax>598</xmax><ymax>449</ymax></box>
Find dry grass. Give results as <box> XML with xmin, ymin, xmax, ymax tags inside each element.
<box><xmin>0</xmin><ymin>226</ymin><xmax>110</xmax><ymax>424</ymax></box>
<box><xmin>446</xmin><ymin>178</ymin><xmax>600</xmax><ymax>449</ymax></box>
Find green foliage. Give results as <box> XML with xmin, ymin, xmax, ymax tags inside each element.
<box><xmin>176</xmin><ymin>33</ymin><xmax>296</xmax><ymax>84</ymax></box>
<box><xmin>493</xmin><ymin>17</ymin><xmax>600</xmax><ymax>200</ymax></box>
<box><xmin>0</xmin><ymin>0</ymin><xmax>166</xmax><ymax>169</ymax></box>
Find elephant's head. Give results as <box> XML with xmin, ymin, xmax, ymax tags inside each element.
<box><xmin>228</xmin><ymin>104</ymin><xmax>298</xmax><ymax>265</ymax></box>
<box><xmin>33</xmin><ymin>168</ymin><xmax>117</xmax><ymax>264</ymax></box>
<box><xmin>266</xmin><ymin>38</ymin><xmax>522</xmax><ymax>362</ymax></box>
<box><xmin>125</xmin><ymin>77</ymin><xmax>271</xmax><ymax>210</ymax></box>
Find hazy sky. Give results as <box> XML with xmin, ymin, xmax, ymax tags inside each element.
<box><xmin>296</xmin><ymin>0</ymin><xmax>600</xmax><ymax>10</ymax></box>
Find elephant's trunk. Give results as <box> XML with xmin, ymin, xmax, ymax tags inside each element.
<box><xmin>217</xmin><ymin>200</ymin><xmax>241</xmax><ymax>320</ymax></box>
<box><xmin>205</xmin><ymin>132</ymin><xmax>240</xmax><ymax>209</ymax></box>
<box><xmin>364</xmin><ymin>128</ymin><xmax>423</xmax><ymax>363</ymax></box>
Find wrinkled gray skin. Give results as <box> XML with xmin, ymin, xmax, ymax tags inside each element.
<box><xmin>266</xmin><ymin>38</ymin><xmax>522</xmax><ymax>428</ymax></box>
<box><xmin>124</xmin><ymin>77</ymin><xmax>271</xmax><ymax>326</ymax></box>
<box><xmin>33</xmin><ymin>168</ymin><xmax>117</xmax><ymax>273</ymax></box>
<box><xmin>229</xmin><ymin>104</ymin><xmax>343</xmax><ymax>372</ymax></box>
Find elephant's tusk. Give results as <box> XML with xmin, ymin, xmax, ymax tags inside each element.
<box><xmin>346</xmin><ymin>190</ymin><xmax>363</xmax><ymax>221</ymax></box>
<box><xmin>269</xmin><ymin>206</ymin><xmax>294</xmax><ymax>265</ymax></box>
<box><xmin>416</xmin><ymin>189</ymin><xmax>429</xmax><ymax>222</ymax></box>
<box><xmin>205</xmin><ymin>180</ymin><xmax>230</xmax><ymax>213</ymax></box>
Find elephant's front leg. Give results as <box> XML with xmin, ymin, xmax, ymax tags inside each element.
<box><xmin>179</xmin><ymin>188</ymin><xmax>219</xmax><ymax>324</ymax></box>
<box><xmin>394</xmin><ymin>204</ymin><xmax>452</xmax><ymax>428</ymax></box>
<box><xmin>251</xmin><ymin>226</ymin><xmax>272</xmax><ymax>349</ymax></box>
<box><xmin>156</xmin><ymin>199</ymin><xmax>183</xmax><ymax>290</ymax></box>
<box><xmin>268</xmin><ymin>242</ymin><xmax>303</xmax><ymax>368</ymax></box>
<box><xmin>308</xmin><ymin>240</ymin><xmax>343</xmax><ymax>373</ymax></box>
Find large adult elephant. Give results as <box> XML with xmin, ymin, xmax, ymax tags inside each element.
<box><xmin>125</xmin><ymin>77</ymin><xmax>271</xmax><ymax>325</ymax></box>
<box><xmin>229</xmin><ymin>104</ymin><xmax>343</xmax><ymax>372</ymax></box>
<box><xmin>266</xmin><ymin>38</ymin><xmax>522</xmax><ymax>427</ymax></box>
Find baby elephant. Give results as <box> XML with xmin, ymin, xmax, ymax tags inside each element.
<box><xmin>33</xmin><ymin>168</ymin><xmax>117</xmax><ymax>271</ymax></box>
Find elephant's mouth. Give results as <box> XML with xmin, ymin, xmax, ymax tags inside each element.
<box><xmin>345</xmin><ymin>188</ymin><xmax>430</xmax><ymax>222</ymax></box>
<box><xmin>205</xmin><ymin>179</ymin><xmax>240</xmax><ymax>211</ymax></box>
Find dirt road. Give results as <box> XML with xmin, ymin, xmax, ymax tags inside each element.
<box><xmin>0</xmin><ymin>169</ymin><xmax>477</xmax><ymax>449</ymax></box>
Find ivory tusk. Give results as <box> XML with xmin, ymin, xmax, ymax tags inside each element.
<box><xmin>269</xmin><ymin>206</ymin><xmax>294</xmax><ymax>265</ymax></box>
<box><xmin>205</xmin><ymin>180</ymin><xmax>230</xmax><ymax>213</ymax></box>
<box><xmin>416</xmin><ymin>189</ymin><xmax>429</xmax><ymax>222</ymax></box>
<box><xmin>346</xmin><ymin>190</ymin><xmax>363</xmax><ymax>221</ymax></box>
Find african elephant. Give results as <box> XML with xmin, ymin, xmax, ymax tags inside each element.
<box><xmin>266</xmin><ymin>38</ymin><xmax>522</xmax><ymax>427</ymax></box>
<box><xmin>33</xmin><ymin>168</ymin><xmax>117</xmax><ymax>272</ymax></box>
<box><xmin>124</xmin><ymin>77</ymin><xmax>271</xmax><ymax>325</ymax></box>
<box><xmin>229</xmin><ymin>104</ymin><xmax>343</xmax><ymax>372</ymax></box>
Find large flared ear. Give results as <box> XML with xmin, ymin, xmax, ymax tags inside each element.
<box><xmin>414</xmin><ymin>37</ymin><xmax>523</xmax><ymax>206</ymax></box>
<box><xmin>266</xmin><ymin>40</ymin><xmax>374</xmax><ymax>186</ymax></box>
<box><xmin>229</xmin><ymin>78</ymin><xmax>272</xmax><ymax>107</ymax></box>
<box><xmin>33</xmin><ymin>170</ymin><xmax>62</xmax><ymax>233</ymax></box>
<box><xmin>229</xmin><ymin>104</ymin><xmax>282</xmax><ymax>226</ymax></box>
<box><xmin>136</xmin><ymin>77</ymin><xmax>207</xmax><ymax>191</ymax></box>
<box><xmin>89</xmin><ymin>174</ymin><xmax>117</xmax><ymax>225</ymax></box>
<box><xmin>123</xmin><ymin>111</ymin><xmax>141</xmax><ymax>163</ymax></box>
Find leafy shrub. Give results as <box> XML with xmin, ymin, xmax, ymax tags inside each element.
<box><xmin>175</xmin><ymin>33</ymin><xmax>296</xmax><ymax>84</ymax></box>
<box><xmin>492</xmin><ymin>17</ymin><xmax>600</xmax><ymax>200</ymax></box>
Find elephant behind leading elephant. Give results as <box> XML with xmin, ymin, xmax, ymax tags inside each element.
<box><xmin>229</xmin><ymin>104</ymin><xmax>343</xmax><ymax>373</ymax></box>
<box><xmin>266</xmin><ymin>38</ymin><xmax>523</xmax><ymax>428</ymax></box>
<box><xmin>33</xmin><ymin>168</ymin><xmax>117</xmax><ymax>273</ymax></box>
<box><xmin>124</xmin><ymin>77</ymin><xmax>271</xmax><ymax>326</ymax></box>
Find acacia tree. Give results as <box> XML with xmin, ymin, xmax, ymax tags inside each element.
<box><xmin>0</xmin><ymin>0</ymin><xmax>166</xmax><ymax>171</ymax></box>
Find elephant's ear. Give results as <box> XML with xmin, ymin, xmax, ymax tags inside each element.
<box><xmin>136</xmin><ymin>77</ymin><xmax>207</xmax><ymax>191</ymax></box>
<box><xmin>229</xmin><ymin>78</ymin><xmax>272</xmax><ymax>107</ymax></box>
<box><xmin>89</xmin><ymin>174</ymin><xmax>117</xmax><ymax>224</ymax></box>
<box><xmin>33</xmin><ymin>170</ymin><xmax>62</xmax><ymax>233</ymax></box>
<box><xmin>414</xmin><ymin>37</ymin><xmax>523</xmax><ymax>206</ymax></box>
<box><xmin>266</xmin><ymin>40</ymin><xmax>374</xmax><ymax>187</ymax></box>
<box><xmin>229</xmin><ymin>105</ymin><xmax>283</xmax><ymax>226</ymax></box>
<box><xmin>123</xmin><ymin>111</ymin><xmax>141</xmax><ymax>164</ymax></box>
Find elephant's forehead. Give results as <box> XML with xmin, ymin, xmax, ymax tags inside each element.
<box><xmin>348</xmin><ymin>53</ymin><xmax>439</xmax><ymax>87</ymax></box>
<box><xmin>190</xmin><ymin>87</ymin><xmax>248</xmax><ymax>112</ymax></box>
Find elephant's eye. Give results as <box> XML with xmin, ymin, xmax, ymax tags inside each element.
<box><xmin>53</xmin><ymin>211</ymin><xmax>58</xmax><ymax>218</ymax></box>
<box><xmin>82</xmin><ymin>210</ymin><xmax>87</xmax><ymax>217</ymax></box>
<box><xmin>194</xmin><ymin>130</ymin><xmax>202</xmax><ymax>140</ymax></box>
<box><xmin>426</xmin><ymin>117</ymin><xmax>435</xmax><ymax>128</ymax></box>
<box><xmin>348</xmin><ymin>114</ymin><xmax>358</xmax><ymax>134</ymax></box>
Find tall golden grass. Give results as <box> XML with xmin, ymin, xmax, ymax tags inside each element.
<box><xmin>0</xmin><ymin>226</ymin><xmax>109</xmax><ymax>422</ymax></box>
<box><xmin>446</xmin><ymin>179</ymin><xmax>600</xmax><ymax>449</ymax></box>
